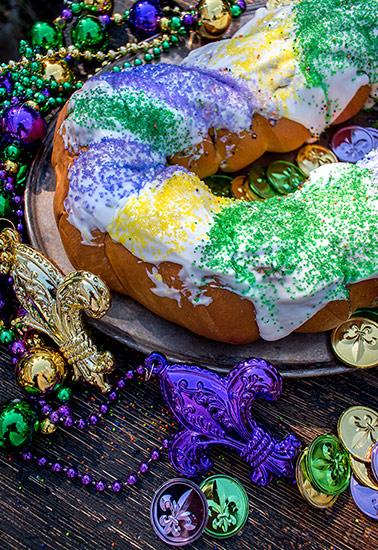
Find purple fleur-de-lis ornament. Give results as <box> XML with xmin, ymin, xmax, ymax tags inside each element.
<box><xmin>145</xmin><ymin>353</ymin><xmax>301</xmax><ymax>487</ymax></box>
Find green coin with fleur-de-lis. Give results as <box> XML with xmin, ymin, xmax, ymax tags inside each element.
<box><xmin>266</xmin><ymin>160</ymin><xmax>306</xmax><ymax>195</ymax></box>
<box><xmin>199</xmin><ymin>475</ymin><xmax>249</xmax><ymax>538</ymax></box>
<box><xmin>337</xmin><ymin>406</ymin><xmax>378</xmax><ymax>463</ymax></box>
<box><xmin>305</xmin><ymin>434</ymin><xmax>351</xmax><ymax>495</ymax></box>
<box><xmin>248</xmin><ymin>165</ymin><xmax>277</xmax><ymax>200</ymax></box>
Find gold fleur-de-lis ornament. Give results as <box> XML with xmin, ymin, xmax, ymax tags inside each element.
<box><xmin>0</xmin><ymin>226</ymin><xmax>115</xmax><ymax>392</ymax></box>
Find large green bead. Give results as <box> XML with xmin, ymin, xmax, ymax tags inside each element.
<box><xmin>27</xmin><ymin>21</ymin><xmax>64</xmax><ymax>53</ymax></box>
<box><xmin>0</xmin><ymin>196</ymin><xmax>12</xmax><ymax>219</ymax></box>
<box><xmin>71</xmin><ymin>15</ymin><xmax>108</xmax><ymax>51</ymax></box>
<box><xmin>0</xmin><ymin>399</ymin><xmax>39</xmax><ymax>451</ymax></box>
<box><xmin>305</xmin><ymin>434</ymin><xmax>351</xmax><ymax>495</ymax></box>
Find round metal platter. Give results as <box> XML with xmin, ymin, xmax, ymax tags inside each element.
<box><xmin>24</xmin><ymin>4</ymin><xmax>369</xmax><ymax>378</ymax></box>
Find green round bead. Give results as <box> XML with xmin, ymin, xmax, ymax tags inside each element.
<box><xmin>144</xmin><ymin>53</ymin><xmax>153</xmax><ymax>63</ymax></box>
<box><xmin>152</xmin><ymin>47</ymin><xmax>161</xmax><ymax>57</ymax></box>
<box><xmin>0</xmin><ymin>399</ymin><xmax>39</xmax><ymax>451</ymax></box>
<box><xmin>230</xmin><ymin>4</ymin><xmax>242</xmax><ymax>17</ymax></box>
<box><xmin>27</xmin><ymin>21</ymin><xmax>64</xmax><ymax>53</ymax></box>
<box><xmin>71</xmin><ymin>15</ymin><xmax>108</xmax><ymax>52</ymax></box>
<box><xmin>3</xmin><ymin>144</ymin><xmax>22</xmax><ymax>162</ymax></box>
<box><xmin>123</xmin><ymin>62</ymin><xmax>131</xmax><ymax>68</ymax></box>
<box><xmin>133</xmin><ymin>58</ymin><xmax>143</xmax><ymax>66</ymax></box>
<box><xmin>0</xmin><ymin>329</ymin><xmax>15</xmax><ymax>344</ymax></box>
<box><xmin>56</xmin><ymin>387</ymin><xmax>72</xmax><ymax>403</ymax></box>
<box><xmin>112</xmin><ymin>66</ymin><xmax>121</xmax><ymax>72</ymax></box>
<box><xmin>71</xmin><ymin>2</ymin><xmax>84</xmax><ymax>14</ymax></box>
<box><xmin>170</xmin><ymin>35</ymin><xmax>179</xmax><ymax>44</ymax></box>
<box><xmin>170</xmin><ymin>16</ymin><xmax>181</xmax><ymax>30</ymax></box>
<box><xmin>0</xmin><ymin>87</ymin><xmax>6</xmax><ymax>99</ymax></box>
<box><xmin>162</xmin><ymin>40</ymin><xmax>170</xmax><ymax>51</ymax></box>
<box><xmin>306</xmin><ymin>434</ymin><xmax>351</xmax><ymax>495</ymax></box>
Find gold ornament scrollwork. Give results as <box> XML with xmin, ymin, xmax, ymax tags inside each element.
<box><xmin>0</xmin><ymin>227</ymin><xmax>114</xmax><ymax>392</ymax></box>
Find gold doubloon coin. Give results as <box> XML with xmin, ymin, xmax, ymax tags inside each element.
<box><xmin>296</xmin><ymin>144</ymin><xmax>338</xmax><ymax>176</ymax></box>
<box><xmin>337</xmin><ymin>406</ymin><xmax>378</xmax><ymax>463</ymax></box>
<box><xmin>295</xmin><ymin>448</ymin><xmax>338</xmax><ymax>509</ymax></box>
<box><xmin>231</xmin><ymin>176</ymin><xmax>250</xmax><ymax>200</ymax></box>
<box><xmin>331</xmin><ymin>317</ymin><xmax>378</xmax><ymax>369</ymax></box>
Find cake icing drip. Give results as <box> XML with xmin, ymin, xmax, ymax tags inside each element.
<box><xmin>183</xmin><ymin>1</ymin><xmax>378</xmax><ymax>136</ymax></box>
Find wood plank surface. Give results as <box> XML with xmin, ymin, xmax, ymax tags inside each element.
<box><xmin>1</xmin><ymin>1</ymin><xmax>378</xmax><ymax>549</ymax></box>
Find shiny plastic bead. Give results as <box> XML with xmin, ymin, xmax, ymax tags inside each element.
<box><xmin>72</xmin><ymin>15</ymin><xmax>109</xmax><ymax>52</ymax></box>
<box><xmin>28</xmin><ymin>21</ymin><xmax>64</xmax><ymax>53</ymax></box>
<box><xmin>0</xmin><ymin>398</ymin><xmax>39</xmax><ymax>451</ymax></box>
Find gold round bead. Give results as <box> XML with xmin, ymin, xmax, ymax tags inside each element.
<box><xmin>84</xmin><ymin>50</ymin><xmax>93</xmax><ymax>60</ymax></box>
<box><xmin>112</xmin><ymin>13</ymin><xmax>123</xmax><ymax>25</ymax></box>
<box><xmin>4</xmin><ymin>161</ymin><xmax>19</xmax><ymax>174</ymax></box>
<box><xmin>40</xmin><ymin>418</ymin><xmax>58</xmax><ymax>435</ymax></box>
<box><xmin>159</xmin><ymin>17</ymin><xmax>170</xmax><ymax>31</ymax></box>
<box><xmin>96</xmin><ymin>51</ymin><xmax>106</xmax><ymax>60</ymax></box>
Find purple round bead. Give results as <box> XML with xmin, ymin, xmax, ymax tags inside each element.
<box><xmin>126</xmin><ymin>370</ymin><xmax>134</xmax><ymax>380</ymax></box>
<box><xmin>112</xmin><ymin>480</ymin><xmax>123</xmax><ymax>493</ymax></box>
<box><xmin>22</xmin><ymin>451</ymin><xmax>32</xmax><ymax>460</ymax></box>
<box><xmin>11</xmin><ymin>340</ymin><xmax>26</xmax><ymax>356</ymax></box>
<box><xmin>66</xmin><ymin>468</ymin><xmax>78</xmax><ymax>479</ymax></box>
<box><xmin>139</xmin><ymin>462</ymin><xmax>149</xmax><ymax>474</ymax></box>
<box><xmin>1</xmin><ymin>105</ymin><xmax>47</xmax><ymax>145</ymax></box>
<box><xmin>16</xmin><ymin>223</ymin><xmax>23</xmax><ymax>233</ymax></box>
<box><xmin>128</xmin><ymin>0</ymin><xmax>162</xmax><ymax>37</ymax></box>
<box><xmin>5</xmin><ymin>182</ymin><xmax>14</xmax><ymax>192</ymax></box>
<box><xmin>77</xmin><ymin>418</ymin><xmax>87</xmax><ymax>430</ymax></box>
<box><xmin>235</xmin><ymin>0</ymin><xmax>247</xmax><ymax>11</ymax></box>
<box><xmin>117</xmin><ymin>379</ymin><xmax>126</xmax><ymax>389</ymax></box>
<box><xmin>136</xmin><ymin>365</ymin><xmax>145</xmax><ymax>376</ymax></box>
<box><xmin>95</xmin><ymin>480</ymin><xmax>107</xmax><ymax>492</ymax></box>
<box><xmin>58</xmin><ymin>405</ymin><xmax>72</xmax><ymax>418</ymax></box>
<box><xmin>99</xmin><ymin>14</ymin><xmax>111</xmax><ymax>25</ymax></box>
<box><xmin>89</xmin><ymin>414</ymin><xmax>99</xmax><ymax>425</ymax></box>
<box><xmin>126</xmin><ymin>474</ymin><xmax>138</xmax><ymax>486</ymax></box>
<box><xmin>11</xmin><ymin>356</ymin><xmax>18</xmax><ymax>365</ymax></box>
<box><xmin>41</xmin><ymin>404</ymin><xmax>53</xmax><ymax>416</ymax></box>
<box><xmin>38</xmin><ymin>457</ymin><xmax>47</xmax><ymax>467</ymax></box>
<box><xmin>50</xmin><ymin>411</ymin><xmax>60</xmax><ymax>423</ymax></box>
<box><xmin>52</xmin><ymin>462</ymin><xmax>63</xmax><ymax>472</ymax></box>
<box><xmin>100</xmin><ymin>404</ymin><xmax>108</xmax><ymax>415</ymax></box>
<box><xmin>81</xmin><ymin>473</ymin><xmax>93</xmax><ymax>486</ymax></box>
<box><xmin>182</xmin><ymin>13</ymin><xmax>195</xmax><ymax>27</ymax></box>
<box><xmin>63</xmin><ymin>416</ymin><xmax>74</xmax><ymax>428</ymax></box>
<box><xmin>62</xmin><ymin>9</ymin><xmax>73</xmax><ymax>21</ymax></box>
<box><xmin>108</xmin><ymin>391</ymin><xmax>117</xmax><ymax>402</ymax></box>
<box><xmin>151</xmin><ymin>449</ymin><xmax>160</xmax><ymax>461</ymax></box>
<box><xmin>162</xmin><ymin>439</ymin><xmax>169</xmax><ymax>449</ymax></box>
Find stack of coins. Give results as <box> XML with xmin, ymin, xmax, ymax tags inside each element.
<box><xmin>296</xmin><ymin>405</ymin><xmax>378</xmax><ymax>520</ymax></box>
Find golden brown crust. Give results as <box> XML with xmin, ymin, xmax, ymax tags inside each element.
<box><xmin>52</xmin><ymin>88</ymin><xmax>378</xmax><ymax>344</ymax></box>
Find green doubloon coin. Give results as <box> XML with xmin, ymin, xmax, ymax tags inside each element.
<box><xmin>306</xmin><ymin>434</ymin><xmax>351</xmax><ymax>495</ymax></box>
<box><xmin>200</xmin><ymin>475</ymin><xmax>249</xmax><ymax>538</ymax></box>
<box><xmin>248</xmin><ymin>165</ymin><xmax>277</xmax><ymax>199</ymax></box>
<box><xmin>266</xmin><ymin>160</ymin><xmax>306</xmax><ymax>195</ymax></box>
<box><xmin>0</xmin><ymin>399</ymin><xmax>39</xmax><ymax>451</ymax></box>
<box><xmin>204</xmin><ymin>175</ymin><xmax>233</xmax><ymax>198</ymax></box>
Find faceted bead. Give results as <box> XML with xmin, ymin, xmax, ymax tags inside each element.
<box><xmin>151</xmin><ymin>449</ymin><xmax>160</xmax><ymax>460</ymax></box>
<box><xmin>71</xmin><ymin>15</ymin><xmax>109</xmax><ymax>52</ymax></box>
<box><xmin>126</xmin><ymin>473</ymin><xmax>137</xmax><ymax>485</ymax></box>
<box><xmin>52</xmin><ymin>462</ymin><xmax>63</xmax><ymax>472</ymax></box>
<box><xmin>95</xmin><ymin>479</ymin><xmax>107</xmax><ymax>491</ymax></box>
<box><xmin>84</xmin><ymin>0</ymin><xmax>114</xmax><ymax>13</ymax></box>
<box><xmin>100</xmin><ymin>404</ymin><xmax>108</xmax><ymax>414</ymax></box>
<box><xmin>38</xmin><ymin>457</ymin><xmax>47</xmax><ymax>466</ymax></box>
<box><xmin>67</xmin><ymin>468</ymin><xmax>78</xmax><ymax>479</ymax></box>
<box><xmin>112</xmin><ymin>480</ymin><xmax>123</xmax><ymax>493</ymax></box>
<box><xmin>28</xmin><ymin>21</ymin><xmax>64</xmax><ymax>53</ymax></box>
<box><xmin>77</xmin><ymin>418</ymin><xmax>87</xmax><ymax>430</ymax></box>
<box><xmin>0</xmin><ymin>398</ymin><xmax>39</xmax><ymax>451</ymax></box>
<box><xmin>56</xmin><ymin>386</ymin><xmax>72</xmax><ymax>402</ymax></box>
<box><xmin>63</xmin><ymin>416</ymin><xmax>74</xmax><ymax>428</ymax></box>
<box><xmin>139</xmin><ymin>462</ymin><xmax>149</xmax><ymax>473</ymax></box>
<box><xmin>81</xmin><ymin>473</ymin><xmax>93</xmax><ymax>485</ymax></box>
<box><xmin>39</xmin><ymin>418</ymin><xmax>57</xmax><ymax>435</ymax></box>
<box><xmin>116</xmin><ymin>379</ymin><xmax>126</xmax><ymax>389</ymax></box>
<box><xmin>89</xmin><ymin>414</ymin><xmax>99</xmax><ymax>425</ymax></box>
<box><xmin>0</xmin><ymin>329</ymin><xmax>15</xmax><ymax>344</ymax></box>
<box><xmin>49</xmin><ymin>411</ymin><xmax>60</xmax><ymax>423</ymax></box>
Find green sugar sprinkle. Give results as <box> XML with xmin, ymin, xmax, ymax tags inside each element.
<box><xmin>198</xmin><ymin>163</ymin><xmax>378</xmax><ymax>325</ymax></box>
<box><xmin>293</xmin><ymin>0</ymin><xmax>378</xmax><ymax>91</ymax></box>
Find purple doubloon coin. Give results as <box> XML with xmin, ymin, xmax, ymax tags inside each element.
<box><xmin>331</xmin><ymin>125</ymin><xmax>373</xmax><ymax>163</ymax></box>
<box><xmin>150</xmin><ymin>478</ymin><xmax>208</xmax><ymax>546</ymax></box>
<box><xmin>371</xmin><ymin>442</ymin><xmax>378</xmax><ymax>482</ymax></box>
<box><xmin>366</xmin><ymin>127</ymin><xmax>378</xmax><ymax>149</ymax></box>
<box><xmin>350</xmin><ymin>475</ymin><xmax>378</xmax><ymax>520</ymax></box>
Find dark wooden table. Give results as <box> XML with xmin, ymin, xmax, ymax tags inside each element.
<box><xmin>1</xmin><ymin>2</ymin><xmax>378</xmax><ymax>549</ymax></box>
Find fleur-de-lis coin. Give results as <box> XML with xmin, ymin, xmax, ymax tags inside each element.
<box><xmin>337</xmin><ymin>406</ymin><xmax>378</xmax><ymax>463</ymax></box>
<box><xmin>350</xmin><ymin>475</ymin><xmax>378</xmax><ymax>520</ymax></box>
<box><xmin>350</xmin><ymin>456</ymin><xmax>378</xmax><ymax>491</ymax></box>
<box><xmin>296</xmin><ymin>144</ymin><xmax>338</xmax><ymax>176</ymax></box>
<box><xmin>305</xmin><ymin>434</ymin><xmax>351</xmax><ymax>495</ymax></box>
<box><xmin>331</xmin><ymin>125</ymin><xmax>373</xmax><ymax>163</ymax></box>
<box><xmin>266</xmin><ymin>160</ymin><xmax>306</xmax><ymax>195</ymax></box>
<box><xmin>296</xmin><ymin>448</ymin><xmax>339</xmax><ymax>508</ymax></box>
<box><xmin>199</xmin><ymin>475</ymin><xmax>249</xmax><ymax>538</ymax></box>
<box><xmin>331</xmin><ymin>317</ymin><xmax>378</xmax><ymax>368</ymax></box>
<box><xmin>231</xmin><ymin>176</ymin><xmax>250</xmax><ymax>200</ymax></box>
<box><xmin>248</xmin><ymin>165</ymin><xmax>277</xmax><ymax>200</ymax></box>
<box><xmin>150</xmin><ymin>478</ymin><xmax>208</xmax><ymax>546</ymax></box>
